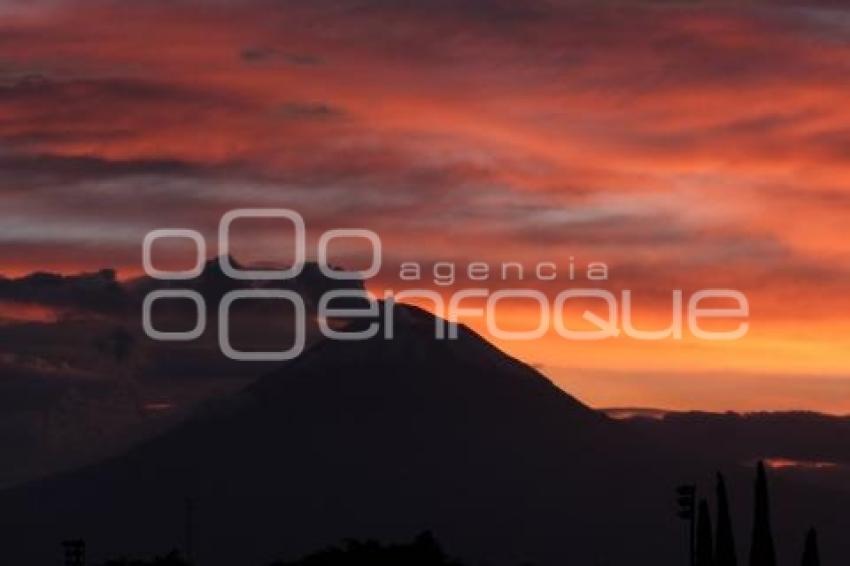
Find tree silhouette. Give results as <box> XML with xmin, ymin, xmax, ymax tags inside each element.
<box><xmin>800</xmin><ymin>528</ymin><xmax>820</xmax><ymax>566</ymax></box>
<box><xmin>715</xmin><ymin>473</ymin><xmax>738</xmax><ymax>566</ymax></box>
<box><xmin>749</xmin><ymin>461</ymin><xmax>776</xmax><ymax>566</ymax></box>
<box><xmin>696</xmin><ymin>499</ymin><xmax>714</xmax><ymax>566</ymax></box>
<box><xmin>102</xmin><ymin>549</ymin><xmax>190</xmax><ymax>565</ymax></box>
<box><xmin>270</xmin><ymin>531</ymin><xmax>464</xmax><ymax>565</ymax></box>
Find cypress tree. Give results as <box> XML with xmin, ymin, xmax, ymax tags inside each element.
<box><xmin>696</xmin><ymin>499</ymin><xmax>715</xmax><ymax>566</ymax></box>
<box><xmin>801</xmin><ymin>528</ymin><xmax>820</xmax><ymax>566</ymax></box>
<box><xmin>749</xmin><ymin>461</ymin><xmax>776</xmax><ymax>566</ymax></box>
<box><xmin>715</xmin><ymin>472</ymin><xmax>738</xmax><ymax>566</ymax></box>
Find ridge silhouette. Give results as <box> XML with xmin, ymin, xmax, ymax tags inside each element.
<box><xmin>0</xmin><ymin>304</ymin><xmax>847</xmax><ymax>565</ymax></box>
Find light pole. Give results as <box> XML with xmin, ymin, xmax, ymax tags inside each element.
<box><xmin>676</xmin><ymin>484</ymin><xmax>697</xmax><ymax>566</ymax></box>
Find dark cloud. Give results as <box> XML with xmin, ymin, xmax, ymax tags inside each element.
<box><xmin>0</xmin><ymin>75</ymin><xmax>241</xmax><ymax>114</ymax></box>
<box><xmin>275</xmin><ymin>101</ymin><xmax>345</xmax><ymax>120</ymax></box>
<box><xmin>0</xmin><ymin>153</ymin><xmax>210</xmax><ymax>188</ymax></box>
<box><xmin>240</xmin><ymin>46</ymin><xmax>276</xmax><ymax>62</ymax></box>
<box><xmin>0</xmin><ymin>75</ymin><xmax>252</xmax><ymax>158</ymax></box>
<box><xmin>240</xmin><ymin>47</ymin><xmax>323</xmax><ymax>66</ymax></box>
<box><xmin>0</xmin><ymin>269</ymin><xmax>129</xmax><ymax>316</ymax></box>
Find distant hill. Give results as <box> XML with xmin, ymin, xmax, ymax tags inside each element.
<box><xmin>0</xmin><ymin>304</ymin><xmax>847</xmax><ymax>565</ymax></box>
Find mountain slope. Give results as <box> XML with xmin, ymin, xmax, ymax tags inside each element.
<box><xmin>0</xmin><ymin>305</ymin><xmax>846</xmax><ymax>565</ymax></box>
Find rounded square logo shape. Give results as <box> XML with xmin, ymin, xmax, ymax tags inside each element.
<box><xmin>142</xmin><ymin>289</ymin><xmax>206</xmax><ymax>341</ymax></box>
<box><xmin>317</xmin><ymin>229</ymin><xmax>382</xmax><ymax>280</ymax></box>
<box><xmin>219</xmin><ymin>209</ymin><xmax>305</xmax><ymax>280</ymax></box>
<box><xmin>143</xmin><ymin>229</ymin><xmax>206</xmax><ymax>280</ymax></box>
<box><xmin>218</xmin><ymin>289</ymin><xmax>306</xmax><ymax>361</ymax></box>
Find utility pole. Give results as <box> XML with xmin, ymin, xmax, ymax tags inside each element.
<box><xmin>185</xmin><ymin>497</ymin><xmax>195</xmax><ymax>565</ymax></box>
<box><xmin>676</xmin><ymin>484</ymin><xmax>697</xmax><ymax>566</ymax></box>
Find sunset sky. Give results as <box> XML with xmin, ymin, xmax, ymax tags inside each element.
<box><xmin>1</xmin><ymin>0</ymin><xmax>849</xmax><ymax>413</ymax></box>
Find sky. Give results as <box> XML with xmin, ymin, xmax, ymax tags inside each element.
<box><xmin>1</xmin><ymin>0</ymin><xmax>849</xmax><ymax>413</ymax></box>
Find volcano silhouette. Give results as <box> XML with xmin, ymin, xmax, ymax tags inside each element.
<box><xmin>0</xmin><ymin>304</ymin><xmax>846</xmax><ymax>565</ymax></box>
